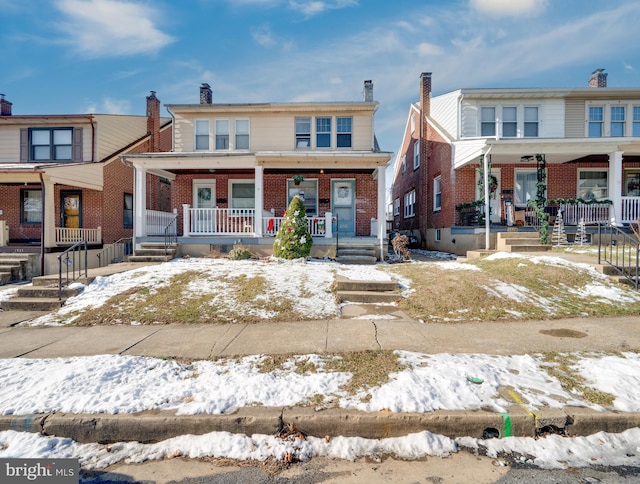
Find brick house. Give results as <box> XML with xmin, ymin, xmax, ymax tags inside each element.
<box><xmin>391</xmin><ymin>70</ymin><xmax>640</xmax><ymax>255</ymax></box>
<box><xmin>0</xmin><ymin>92</ymin><xmax>171</xmax><ymax>275</ymax></box>
<box><xmin>122</xmin><ymin>81</ymin><xmax>393</xmax><ymax>259</ymax></box>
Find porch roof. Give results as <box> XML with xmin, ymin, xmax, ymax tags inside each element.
<box><xmin>0</xmin><ymin>161</ymin><xmax>103</xmax><ymax>190</ymax></box>
<box><xmin>452</xmin><ymin>137</ymin><xmax>640</xmax><ymax>169</ymax></box>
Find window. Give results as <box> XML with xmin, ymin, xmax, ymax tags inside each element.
<box><xmin>235</xmin><ymin>119</ymin><xmax>250</xmax><ymax>150</ymax></box>
<box><xmin>404</xmin><ymin>190</ymin><xmax>416</xmax><ymax>218</ymax></box>
<box><xmin>413</xmin><ymin>141</ymin><xmax>420</xmax><ymax>169</ymax></box>
<box><xmin>514</xmin><ymin>169</ymin><xmax>539</xmax><ymax>207</ymax></box>
<box><xmin>30</xmin><ymin>128</ymin><xmax>73</xmax><ymax>161</ymax></box>
<box><xmin>195</xmin><ymin>120</ymin><xmax>209</xmax><ymax>151</ymax></box>
<box><xmin>401</xmin><ymin>155</ymin><xmax>406</xmax><ymax>174</ymax></box>
<box><xmin>336</xmin><ymin>117</ymin><xmax>352</xmax><ymax>148</ymax></box>
<box><xmin>316</xmin><ymin>117</ymin><xmax>331</xmax><ymax>148</ymax></box>
<box><xmin>295</xmin><ymin>117</ymin><xmax>311</xmax><ymax>148</ymax></box>
<box><xmin>21</xmin><ymin>189</ymin><xmax>42</xmax><ymax>224</ymax></box>
<box><xmin>634</xmin><ymin>107</ymin><xmax>640</xmax><ymax>137</ymax></box>
<box><xmin>524</xmin><ymin>107</ymin><xmax>539</xmax><ymax>137</ymax></box>
<box><xmin>502</xmin><ymin>107</ymin><xmax>517</xmax><ymax>137</ymax></box>
<box><xmin>626</xmin><ymin>171</ymin><xmax>640</xmax><ymax>196</ymax></box>
<box><xmin>288</xmin><ymin>179</ymin><xmax>317</xmax><ymax>215</ymax></box>
<box><xmin>433</xmin><ymin>176</ymin><xmax>442</xmax><ymax>211</ymax></box>
<box><xmin>588</xmin><ymin>106</ymin><xmax>603</xmax><ymax>137</ymax></box>
<box><xmin>215</xmin><ymin>119</ymin><xmax>229</xmax><ymax>150</ymax></box>
<box><xmin>435</xmin><ymin>229</ymin><xmax>441</xmax><ymax>242</ymax></box>
<box><xmin>123</xmin><ymin>193</ymin><xmax>133</xmax><ymax>228</ymax></box>
<box><xmin>577</xmin><ymin>170</ymin><xmax>608</xmax><ymax>200</ymax></box>
<box><xmin>480</xmin><ymin>107</ymin><xmax>496</xmax><ymax>136</ymax></box>
<box><xmin>393</xmin><ymin>198</ymin><xmax>400</xmax><ymax>216</ymax></box>
<box><xmin>230</xmin><ymin>181</ymin><xmax>255</xmax><ymax>212</ymax></box>
<box><xmin>611</xmin><ymin>106</ymin><xmax>625</xmax><ymax>137</ymax></box>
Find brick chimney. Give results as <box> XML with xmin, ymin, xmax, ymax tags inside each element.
<box><xmin>200</xmin><ymin>83</ymin><xmax>212</xmax><ymax>104</ymax></box>
<box><xmin>0</xmin><ymin>94</ymin><xmax>12</xmax><ymax>116</ymax></box>
<box><xmin>146</xmin><ymin>91</ymin><xmax>160</xmax><ymax>152</ymax></box>
<box><xmin>419</xmin><ymin>72</ymin><xmax>432</xmax><ymax>165</ymax></box>
<box><xmin>589</xmin><ymin>68</ymin><xmax>607</xmax><ymax>88</ymax></box>
<box><xmin>363</xmin><ymin>80</ymin><xmax>374</xmax><ymax>102</ymax></box>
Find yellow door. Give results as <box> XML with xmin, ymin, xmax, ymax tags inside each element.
<box><xmin>62</xmin><ymin>192</ymin><xmax>81</xmax><ymax>229</ymax></box>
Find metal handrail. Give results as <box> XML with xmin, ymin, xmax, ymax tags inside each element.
<box><xmin>164</xmin><ymin>216</ymin><xmax>178</xmax><ymax>255</ymax></box>
<box><xmin>96</xmin><ymin>237</ymin><xmax>133</xmax><ymax>267</ymax></box>
<box><xmin>598</xmin><ymin>223</ymin><xmax>639</xmax><ymax>290</ymax></box>
<box><xmin>58</xmin><ymin>240</ymin><xmax>88</xmax><ymax>300</ymax></box>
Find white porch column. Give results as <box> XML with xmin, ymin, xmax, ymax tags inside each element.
<box><xmin>324</xmin><ymin>212</ymin><xmax>333</xmax><ymax>238</ymax></box>
<box><xmin>254</xmin><ymin>166</ymin><xmax>264</xmax><ymax>236</ymax></box>
<box><xmin>134</xmin><ymin>166</ymin><xmax>147</xmax><ymax>243</ymax></box>
<box><xmin>42</xmin><ymin>177</ymin><xmax>56</xmax><ymax>248</ymax></box>
<box><xmin>609</xmin><ymin>151</ymin><xmax>623</xmax><ymax>225</ymax></box>
<box><xmin>376</xmin><ymin>166</ymin><xmax>386</xmax><ymax>256</ymax></box>
<box><xmin>182</xmin><ymin>204</ymin><xmax>191</xmax><ymax>237</ymax></box>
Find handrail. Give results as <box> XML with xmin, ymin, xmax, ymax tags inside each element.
<box><xmin>58</xmin><ymin>240</ymin><xmax>88</xmax><ymax>300</ymax></box>
<box><xmin>164</xmin><ymin>216</ymin><xmax>178</xmax><ymax>255</ymax></box>
<box><xmin>96</xmin><ymin>237</ymin><xmax>133</xmax><ymax>267</ymax></box>
<box><xmin>598</xmin><ymin>223</ymin><xmax>639</xmax><ymax>290</ymax></box>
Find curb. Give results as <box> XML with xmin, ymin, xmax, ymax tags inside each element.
<box><xmin>3</xmin><ymin>406</ymin><xmax>640</xmax><ymax>444</ymax></box>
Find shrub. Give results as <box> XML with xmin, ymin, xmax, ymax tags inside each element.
<box><xmin>273</xmin><ymin>195</ymin><xmax>313</xmax><ymax>259</ymax></box>
<box><xmin>228</xmin><ymin>244</ymin><xmax>252</xmax><ymax>260</ymax></box>
<box><xmin>391</xmin><ymin>233</ymin><xmax>411</xmax><ymax>261</ymax></box>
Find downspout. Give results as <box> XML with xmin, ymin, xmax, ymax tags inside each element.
<box><xmin>483</xmin><ymin>145</ymin><xmax>493</xmax><ymax>250</ymax></box>
<box><xmin>38</xmin><ymin>172</ymin><xmax>45</xmax><ymax>276</ymax></box>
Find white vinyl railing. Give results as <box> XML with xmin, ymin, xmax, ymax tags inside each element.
<box><xmin>146</xmin><ymin>210</ymin><xmax>177</xmax><ymax>236</ymax></box>
<box><xmin>559</xmin><ymin>203</ymin><xmax>611</xmax><ymax>225</ymax></box>
<box><xmin>621</xmin><ymin>197</ymin><xmax>640</xmax><ymax>224</ymax></box>
<box><xmin>264</xmin><ymin>216</ymin><xmax>328</xmax><ymax>237</ymax></box>
<box><xmin>187</xmin><ymin>208</ymin><xmax>256</xmax><ymax>235</ymax></box>
<box><xmin>55</xmin><ymin>226</ymin><xmax>102</xmax><ymax>244</ymax></box>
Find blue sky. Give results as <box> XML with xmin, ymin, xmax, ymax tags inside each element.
<box><xmin>1</xmin><ymin>0</ymin><xmax>639</xmax><ymax>154</ymax></box>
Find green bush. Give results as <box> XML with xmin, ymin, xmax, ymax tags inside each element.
<box><xmin>273</xmin><ymin>195</ymin><xmax>313</xmax><ymax>259</ymax></box>
<box><xmin>228</xmin><ymin>244</ymin><xmax>252</xmax><ymax>260</ymax></box>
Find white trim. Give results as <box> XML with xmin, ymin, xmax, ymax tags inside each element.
<box><xmin>192</xmin><ymin>179</ymin><xmax>216</xmax><ymax>208</ymax></box>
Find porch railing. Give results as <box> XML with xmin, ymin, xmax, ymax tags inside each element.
<box><xmin>598</xmin><ymin>223</ymin><xmax>639</xmax><ymax>290</ymax></box>
<box><xmin>146</xmin><ymin>210</ymin><xmax>178</xmax><ymax>236</ymax></box>
<box><xmin>96</xmin><ymin>237</ymin><xmax>133</xmax><ymax>267</ymax></box>
<box><xmin>55</xmin><ymin>226</ymin><xmax>101</xmax><ymax>244</ymax></box>
<box><xmin>58</xmin><ymin>240</ymin><xmax>88</xmax><ymax>299</ymax></box>
<box><xmin>188</xmin><ymin>208</ymin><xmax>256</xmax><ymax>235</ymax></box>
<box><xmin>622</xmin><ymin>197</ymin><xmax>640</xmax><ymax>224</ymax></box>
<box><xmin>263</xmin><ymin>216</ymin><xmax>328</xmax><ymax>237</ymax></box>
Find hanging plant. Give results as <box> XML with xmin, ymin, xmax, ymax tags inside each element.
<box><xmin>293</xmin><ymin>175</ymin><xmax>304</xmax><ymax>185</ymax></box>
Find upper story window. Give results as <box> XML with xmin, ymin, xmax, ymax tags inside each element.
<box><xmin>336</xmin><ymin>117</ymin><xmax>352</xmax><ymax>148</ymax></box>
<box><xmin>524</xmin><ymin>107</ymin><xmax>539</xmax><ymax>137</ymax></box>
<box><xmin>502</xmin><ymin>107</ymin><xmax>517</xmax><ymax>137</ymax></box>
<box><xmin>588</xmin><ymin>106</ymin><xmax>604</xmax><ymax>137</ymax></box>
<box><xmin>316</xmin><ymin>117</ymin><xmax>331</xmax><ymax>148</ymax></box>
<box><xmin>611</xmin><ymin>106</ymin><xmax>625</xmax><ymax>137</ymax></box>
<box><xmin>30</xmin><ymin>128</ymin><xmax>73</xmax><ymax>161</ymax></box>
<box><xmin>195</xmin><ymin>119</ymin><xmax>209</xmax><ymax>150</ymax></box>
<box><xmin>433</xmin><ymin>175</ymin><xmax>442</xmax><ymax>211</ymax></box>
<box><xmin>393</xmin><ymin>198</ymin><xmax>400</xmax><ymax>216</ymax></box>
<box><xmin>404</xmin><ymin>189</ymin><xmax>416</xmax><ymax>218</ymax></box>
<box><xmin>413</xmin><ymin>141</ymin><xmax>420</xmax><ymax>169</ymax></box>
<box><xmin>295</xmin><ymin>117</ymin><xmax>311</xmax><ymax>148</ymax></box>
<box><xmin>634</xmin><ymin>107</ymin><xmax>640</xmax><ymax>137</ymax></box>
<box><xmin>215</xmin><ymin>119</ymin><xmax>229</xmax><ymax>150</ymax></box>
<box><xmin>401</xmin><ymin>155</ymin><xmax>406</xmax><ymax>174</ymax></box>
<box><xmin>480</xmin><ymin>107</ymin><xmax>496</xmax><ymax>136</ymax></box>
<box><xmin>235</xmin><ymin>119</ymin><xmax>250</xmax><ymax>150</ymax></box>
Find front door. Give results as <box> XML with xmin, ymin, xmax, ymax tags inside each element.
<box><xmin>332</xmin><ymin>179</ymin><xmax>355</xmax><ymax>236</ymax></box>
<box><xmin>61</xmin><ymin>191</ymin><xmax>82</xmax><ymax>229</ymax></box>
<box><xmin>192</xmin><ymin>180</ymin><xmax>216</xmax><ymax>233</ymax></box>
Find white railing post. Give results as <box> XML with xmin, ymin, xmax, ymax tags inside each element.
<box><xmin>324</xmin><ymin>212</ymin><xmax>333</xmax><ymax>238</ymax></box>
<box><xmin>182</xmin><ymin>204</ymin><xmax>191</xmax><ymax>237</ymax></box>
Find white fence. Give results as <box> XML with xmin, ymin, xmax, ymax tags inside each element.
<box><xmin>622</xmin><ymin>197</ymin><xmax>640</xmax><ymax>224</ymax></box>
<box><xmin>146</xmin><ymin>210</ymin><xmax>177</xmax><ymax>236</ymax></box>
<box><xmin>55</xmin><ymin>226</ymin><xmax>102</xmax><ymax>244</ymax></box>
<box><xmin>187</xmin><ymin>208</ymin><xmax>256</xmax><ymax>235</ymax></box>
<box><xmin>263</xmin><ymin>216</ymin><xmax>328</xmax><ymax>237</ymax></box>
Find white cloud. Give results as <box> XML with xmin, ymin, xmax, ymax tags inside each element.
<box><xmin>469</xmin><ymin>0</ymin><xmax>548</xmax><ymax>18</ymax></box>
<box><xmin>84</xmin><ymin>98</ymin><xmax>130</xmax><ymax>114</ymax></box>
<box><xmin>289</xmin><ymin>0</ymin><xmax>358</xmax><ymax>17</ymax></box>
<box><xmin>251</xmin><ymin>25</ymin><xmax>277</xmax><ymax>47</ymax></box>
<box><xmin>416</xmin><ymin>42</ymin><xmax>443</xmax><ymax>56</ymax></box>
<box><xmin>54</xmin><ymin>0</ymin><xmax>174</xmax><ymax>58</ymax></box>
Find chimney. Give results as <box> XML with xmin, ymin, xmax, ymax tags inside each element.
<box><xmin>363</xmin><ymin>80</ymin><xmax>374</xmax><ymax>102</ymax></box>
<box><xmin>146</xmin><ymin>91</ymin><xmax>161</xmax><ymax>152</ymax></box>
<box><xmin>200</xmin><ymin>83</ymin><xmax>212</xmax><ymax>104</ymax></box>
<box><xmin>0</xmin><ymin>94</ymin><xmax>12</xmax><ymax>116</ymax></box>
<box><xmin>589</xmin><ymin>68</ymin><xmax>607</xmax><ymax>88</ymax></box>
<box><xmin>420</xmin><ymin>72</ymin><xmax>432</xmax><ymax>117</ymax></box>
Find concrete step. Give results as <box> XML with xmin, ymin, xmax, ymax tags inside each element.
<box><xmin>335</xmin><ymin>256</ymin><xmax>377</xmax><ymax>265</ymax></box>
<box><xmin>133</xmin><ymin>249</ymin><xmax>176</xmax><ymax>257</ymax></box>
<box><xmin>335</xmin><ymin>277</ymin><xmax>397</xmax><ymax>292</ymax></box>
<box><xmin>496</xmin><ymin>231</ymin><xmax>539</xmax><ymax>239</ymax></box>
<box><xmin>337</xmin><ymin>290</ymin><xmax>401</xmax><ymax>304</ymax></box>
<box><xmin>16</xmin><ymin>285</ymin><xmax>83</xmax><ymax>299</ymax></box>
<box><xmin>32</xmin><ymin>275</ymin><xmax>95</xmax><ymax>287</ymax></box>
<box><xmin>338</xmin><ymin>247</ymin><xmax>376</xmax><ymax>256</ymax></box>
<box><xmin>127</xmin><ymin>255</ymin><xmax>174</xmax><ymax>263</ymax></box>
<box><xmin>507</xmin><ymin>245</ymin><xmax>552</xmax><ymax>252</ymax></box>
<box><xmin>499</xmin><ymin>237</ymin><xmax>545</xmax><ymax>246</ymax></box>
<box><xmin>0</xmin><ymin>271</ymin><xmax>11</xmax><ymax>285</ymax></box>
<box><xmin>0</xmin><ymin>297</ymin><xmax>64</xmax><ymax>311</ymax></box>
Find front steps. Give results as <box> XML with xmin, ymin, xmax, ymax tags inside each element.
<box><xmin>335</xmin><ymin>243</ymin><xmax>377</xmax><ymax>265</ymax></box>
<box><xmin>335</xmin><ymin>275</ymin><xmax>401</xmax><ymax>303</ymax></box>
<box><xmin>127</xmin><ymin>243</ymin><xmax>178</xmax><ymax>263</ymax></box>
<box><xmin>0</xmin><ymin>276</ymin><xmax>85</xmax><ymax>311</ymax></box>
<box><xmin>495</xmin><ymin>231</ymin><xmax>551</xmax><ymax>253</ymax></box>
<box><xmin>0</xmin><ymin>254</ymin><xmax>33</xmax><ymax>285</ymax></box>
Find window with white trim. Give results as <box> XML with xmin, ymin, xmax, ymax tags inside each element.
<box><xmin>433</xmin><ymin>175</ymin><xmax>442</xmax><ymax>211</ymax></box>
<box><xmin>611</xmin><ymin>106</ymin><xmax>625</xmax><ymax>137</ymax></box>
<box><xmin>393</xmin><ymin>198</ymin><xmax>400</xmax><ymax>216</ymax></box>
<box><xmin>413</xmin><ymin>141</ymin><xmax>420</xmax><ymax>169</ymax></box>
<box><xmin>435</xmin><ymin>229</ymin><xmax>441</xmax><ymax>242</ymax></box>
<box><xmin>195</xmin><ymin>119</ymin><xmax>209</xmax><ymax>150</ymax></box>
<box><xmin>288</xmin><ymin>179</ymin><xmax>318</xmax><ymax>215</ymax></box>
<box><xmin>480</xmin><ymin>107</ymin><xmax>496</xmax><ymax>136</ymax></box>
<box><xmin>577</xmin><ymin>170</ymin><xmax>608</xmax><ymax>200</ymax></box>
<box><xmin>21</xmin><ymin>189</ymin><xmax>42</xmax><ymax>224</ymax></box>
<box><xmin>230</xmin><ymin>180</ymin><xmax>255</xmax><ymax>213</ymax></box>
<box><xmin>404</xmin><ymin>190</ymin><xmax>416</xmax><ymax>218</ymax></box>
<box><xmin>295</xmin><ymin>117</ymin><xmax>311</xmax><ymax>148</ymax></box>
<box><xmin>336</xmin><ymin>117</ymin><xmax>352</xmax><ymax>148</ymax></box>
<box><xmin>588</xmin><ymin>106</ymin><xmax>603</xmax><ymax>137</ymax></box>
<box><xmin>524</xmin><ymin>106</ymin><xmax>539</xmax><ymax>137</ymax></box>
<box><xmin>514</xmin><ymin>169</ymin><xmax>539</xmax><ymax>207</ymax></box>
<box><xmin>215</xmin><ymin>119</ymin><xmax>229</xmax><ymax>150</ymax></box>
<box><xmin>634</xmin><ymin>107</ymin><xmax>640</xmax><ymax>137</ymax></box>
<box><xmin>235</xmin><ymin>119</ymin><xmax>250</xmax><ymax>150</ymax></box>
<box><xmin>401</xmin><ymin>155</ymin><xmax>406</xmax><ymax>174</ymax></box>
<box><xmin>316</xmin><ymin>117</ymin><xmax>331</xmax><ymax>148</ymax></box>
<box><xmin>502</xmin><ymin>107</ymin><xmax>517</xmax><ymax>137</ymax></box>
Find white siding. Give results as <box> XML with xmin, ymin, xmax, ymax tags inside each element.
<box><xmin>460</xmin><ymin>100</ymin><xmax>479</xmax><ymax>139</ymax></box>
<box><xmin>0</xmin><ymin>127</ymin><xmax>21</xmax><ymax>162</ymax></box>
<box><xmin>430</xmin><ymin>91</ymin><xmax>460</xmax><ymax>139</ymax></box>
<box><xmin>93</xmin><ymin>115</ymin><xmax>148</xmax><ymax>161</ymax></box>
<box><xmin>539</xmin><ymin>99</ymin><xmax>564</xmax><ymax>138</ymax></box>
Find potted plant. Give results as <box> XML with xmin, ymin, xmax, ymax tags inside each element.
<box><xmin>293</xmin><ymin>175</ymin><xmax>304</xmax><ymax>186</ymax></box>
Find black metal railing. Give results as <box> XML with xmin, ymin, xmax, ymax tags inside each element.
<box><xmin>598</xmin><ymin>223</ymin><xmax>639</xmax><ymax>290</ymax></box>
<box><xmin>164</xmin><ymin>216</ymin><xmax>178</xmax><ymax>255</ymax></box>
<box><xmin>96</xmin><ymin>237</ymin><xmax>133</xmax><ymax>267</ymax></box>
<box><xmin>58</xmin><ymin>240</ymin><xmax>88</xmax><ymax>300</ymax></box>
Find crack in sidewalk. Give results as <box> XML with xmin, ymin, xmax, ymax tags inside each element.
<box><xmin>371</xmin><ymin>320</ymin><xmax>381</xmax><ymax>350</ymax></box>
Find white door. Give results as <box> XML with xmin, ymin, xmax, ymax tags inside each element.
<box><xmin>192</xmin><ymin>180</ymin><xmax>216</xmax><ymax>233</ymax></box>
